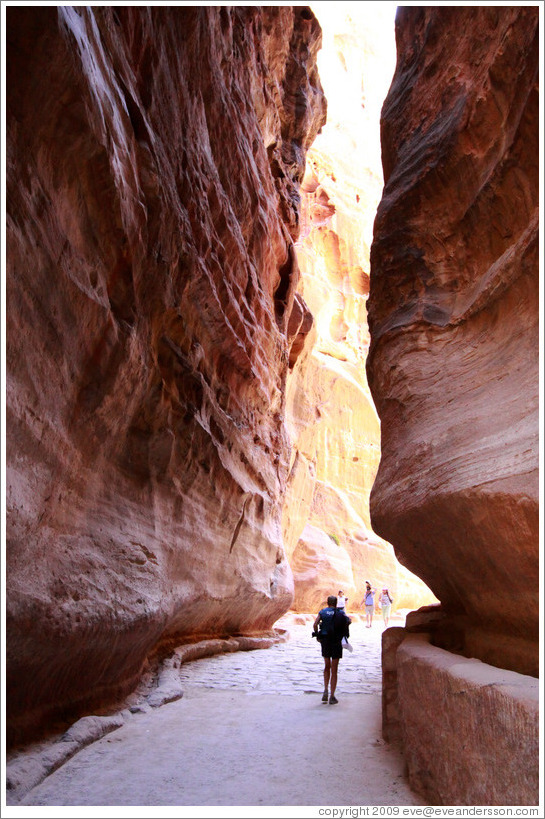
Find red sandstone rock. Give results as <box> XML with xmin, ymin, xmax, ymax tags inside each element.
<box><xmin>284</xmin><ymin>6</ymin><xmax>437</xmax><ymax>616</ymax></box>
<box><xmin>395</xmin><ymin>635</ymin><xmax>539</xmax><ymax>805</ymax></box>
<box><xmin>367</xmin><ymin>7</ymin><xmax>539</xmax><ymax>675</ymax></box>
<box><xmin>6</xmin><ymin>5</ymin><xmax>325</xmax><ymax>745</ymax></box>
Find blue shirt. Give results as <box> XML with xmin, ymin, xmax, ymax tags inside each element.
<box><xmin>318</xmin><ymin>607</ymin><xmax>336</xmax><ymax>636</ymax></box>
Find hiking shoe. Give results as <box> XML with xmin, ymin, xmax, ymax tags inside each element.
<box><xmin>329</xmin><ymin>695</ymin><xmax>338</xmax><ymax>704</ymax></box>
<box><xmin>322</xmin><ymin>691</ymin><xmax>329</xmax><ymax>702</ymax></box>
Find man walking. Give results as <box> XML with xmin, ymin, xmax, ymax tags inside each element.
<box><xmin>313</xmin><ymin>595</ymin><xmax>351</xmax><ymax>704</ymax></box>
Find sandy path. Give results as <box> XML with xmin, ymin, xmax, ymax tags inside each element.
<box><xmin>14</xmin><ymin>616</ymin><xmax>425</xmax><ymax>810</ymax></box>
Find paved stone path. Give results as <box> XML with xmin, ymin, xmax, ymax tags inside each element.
<box><xmin>178</xmin><ymin>614</ymin><xmax>384</xmax><ymax>697</ymax></box>
<box><xmin>14</xmin><ymin>613</ymin><xmax>425</xmax><ymax>810</ymax></box>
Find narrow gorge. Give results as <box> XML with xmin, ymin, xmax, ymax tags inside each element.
<box><xmin>5</xmin><ymin>4</ymin><xmax>539</xmax><ymax>808</ymax></box>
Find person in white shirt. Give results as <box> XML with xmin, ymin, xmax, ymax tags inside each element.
<box><xmin>379</xmin><ymin>587</ymin><xmax>393</xmax><ymax>627</ymax></box>
<box><xmin>336</xmin><ymin>591</ymin><xmax>353</xmax><ymax>652</ymax></box>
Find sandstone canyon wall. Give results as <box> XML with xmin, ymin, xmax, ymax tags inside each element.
<box><xmin>6</xmin><ymin>5</ymin><xmax>326</xmax><ymax>745</ymax></box>
<box><xmin>282</xmin><ymin>5</ymin><xmax>439</xmax><ymax>614</ymax></box>
<box><xmin>367</xmin><ymin>6</ymin><xmax>539</xmax><ymax>675</ymax></box>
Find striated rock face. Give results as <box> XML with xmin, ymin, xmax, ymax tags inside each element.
<box><xmin>6</xmin><ymin>5</ymin><xmax>325</xmax><ymax>745</ymax></box>
<box><xmin>289</xmin><ymin>524</ymin><xmax>357</xmax><ymax>613</ymax></box>
<box><xmin>283</xmin><ymin>5</ymin><xmax>438</xmax><ymax>614</ymax></box>
<box><xmin>367</xmin><ymin>7</ymin><xmax>539</xmax><ymax>674</ymax></box>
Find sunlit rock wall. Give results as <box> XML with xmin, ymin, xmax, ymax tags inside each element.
<box><xmin>283</xmin><ymin>5</ymin><xmax>438</xmax><ymax>614</ymax></box>
<box><xmin>6</xmin><ymin>5</ymin><xmax>326</xmax><ymax>744</ymax></box>
<box><xmin>368</xmin><ymin>6</ymin><xmax>539</xmax><ymax>674</ymax></box>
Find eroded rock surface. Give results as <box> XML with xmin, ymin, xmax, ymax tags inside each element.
<box><xmin>367</xmin><ymin>6</ymin><xmax>539</xmax><ymax>674</ymax></box>
<box><xmin>284</xmin><ymin>5</ymin><xmax>438</xmax><ymax>614</ymax></box>
<box><xmin>6</xmin><ymin>5</ymin><xmax>325</xmax><ymax>745</ymax></box>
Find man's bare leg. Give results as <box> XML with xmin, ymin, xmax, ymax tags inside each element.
<box><xmin>322</xmin><ymin>657</ymin><xmax>331</xmax><ymax>701</ymax></box>
<box><xmin>329</xmin><ymin>658</ymin><xmax>339</xmax><ymax>702</ymax></box>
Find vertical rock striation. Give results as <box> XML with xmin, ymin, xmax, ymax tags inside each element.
<box><xmin>367</xmin><ymin>7</ymin><xmax>539</xmax><ymax>675</ymax></box>
<box><xmin>6</xmin><ymin>5</ymin><xmax>325</xmax><ymax>745</ymax></box>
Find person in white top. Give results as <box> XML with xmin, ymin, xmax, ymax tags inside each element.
<box><xmin>336</xmin><ymin>591</ymin><xmax>353</xmax><ymax>652</ymax></box>
<box><xmin>379</xmin><ymin>587</ymin><xmax>393</xmax><ymax>627</ymax></box>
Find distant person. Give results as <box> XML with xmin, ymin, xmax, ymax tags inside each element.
<box><xmin>379</xmin><ymin>587</ymin><xmax>393</xmax><ymax>627</ymax></box>
<box><xmin>360</xmin><ymin>581</ymin><xmax>376</xmax><ymax>627</ymax></box>
<box><xmin>313</xmin><ymin>595</ymin><xmax>351</xmax><ymax>704</ymax></box>
<box><xmin>337</xmin><ymin>591</ymin><xmax>353</xmax><ymax>651</ymax></box>
<box><xmin>336</xmin><ymin>590</ymin><xmax>347</xmax><ymax>610</ymax></box>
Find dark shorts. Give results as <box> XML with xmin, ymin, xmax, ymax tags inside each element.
<box><xmin>321</xmin><ymin>637</ymin><xmax>343</xmax><ymax>659</ymax></box>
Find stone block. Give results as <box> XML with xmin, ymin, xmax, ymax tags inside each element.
<box><xmin>396</xmin><ymin>634</ymin><xmax>539</xmax><ymax>805</ymax></box>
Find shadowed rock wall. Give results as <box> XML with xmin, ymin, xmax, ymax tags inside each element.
<box><xmin>367</xmin><ymin>6</ymin><xmax>539</xmax><ymax>675</ymax></box>
<box><xmin>389</xmin><ymin>634</ymin><xmax>539</xmax><ymax>805</ymax></box>
<box><xmin>6</xmin><ymin>5</ymin><xmax>325</xmax><ymax>745</ymax></box>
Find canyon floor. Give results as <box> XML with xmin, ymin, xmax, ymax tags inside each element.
<box><xmin>6</xmin><ymin>614</ymin><xmax>425</xmax><ymax>813</ymax></box>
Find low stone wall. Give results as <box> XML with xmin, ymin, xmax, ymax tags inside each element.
<box><xmin>382</xmin><ymin>632</ymin><xmax>539</xmax><ymax>806</ymax></box>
